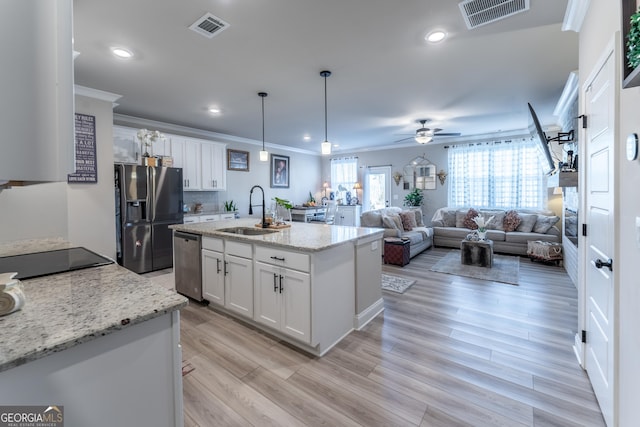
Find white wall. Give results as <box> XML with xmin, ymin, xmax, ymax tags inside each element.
<box><xmin>68</xmin><ymin>94</ymin><xmax>118</xmax><ymax>259</ymax></box>
<box><xmin>581</xmin><ymin>1</ymin><xmax>640</xmax><ymax>424</ymax></box>
<box><xmin>326</xmin><ymin>144</ymin><xmax>449</xmax><ymax>224</ymax></box>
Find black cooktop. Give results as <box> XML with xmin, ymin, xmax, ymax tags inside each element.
<box><xmin>0</xmin><ymin>247</ymin><xmax>114</xmax><ymax>280</ymax></box>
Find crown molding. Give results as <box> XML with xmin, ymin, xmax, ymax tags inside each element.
<box><xmin>562</xmin><ymin>0</ymin><xmax>590</xmax><ymax>32</ymax></box>
<box><xmin>553</xmin><ymin>71</ymin><xmax>579</xmax><ymax>118</ymax></box>
<box><xmin>113</xmin><ymin>113</ymin><xmax>317</xmax><ymax>156</ymax></box>
<box><xmin>74</xmin><ymin>85</ymin><xmax>121</xmax><ymax>107</ymax></box>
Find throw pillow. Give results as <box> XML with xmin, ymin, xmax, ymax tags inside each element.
<box><xmin>463</xmin><ymin>208</ymin><xmax>479</xmax><ymax>229</ymax></box>
<box><xmin>533</xmin><ymin>215</ymin><xmax>560</xmax><ymax>234</ymax></box>
<box><xmin>455</xmin><ymin>209</ymin><xmax>468</xmax><ymax>228</ymax></box>
<box><xmin>413</xmin><ymin>209</ymin><xmax>425</xmax><ymax>227</ymax></box>
<box><xmin>441</xmin><ymin>209</ymin><xmax>457</xmax><ymax>227</ymax></box>
<box><xmin>381</xmin><ymin>215</ymin><xmax>402</xmax><ymax>237</ymax></box>
<box><xmin>481</xmin><ymin>210</ymin><xmax>505</xmax><ymax>230</ymax></box>
<box><xmin>399</xmin><ymin>211</ymin><xmax>418</xmax><ymax>231</ymax></box>
<box><xmin>503</xmin><ymin>210</ymin><xmax>521</xmax><ymax>232</ymax></box>
<box><xmin>516</xmin><ymin>213</ymin><xmax>538</xmax><ymax>233</ymax></box>
<box><xmin>382</xmin><ymin>214</ymin><xmax>403</xmax><ymax>232</ymax></box>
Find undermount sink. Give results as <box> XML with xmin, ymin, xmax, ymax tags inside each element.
<box><xmin>216</xmin><ymin>227</ymin><xmax>278</xmax><ymax>236</ymax></box>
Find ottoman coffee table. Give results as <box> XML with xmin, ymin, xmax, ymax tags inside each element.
<box><xmin>460</xmin><ymin>239</ymin><xmax>494</xmax><ymax>268</ymax></box>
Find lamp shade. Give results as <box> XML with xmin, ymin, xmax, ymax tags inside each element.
<box><xmin>352</xmin><ymin>182</ymin><xmax>362</xmax><ymax>190</ymax></box>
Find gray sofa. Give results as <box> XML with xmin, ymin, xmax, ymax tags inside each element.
<box><xmin>360</xmin><ymin>207</ymin><xmax>433</xmax><ymax>258</ymax></box>
<box><xmin>431</xmin><ymin>207</ymin><xmax>561</xmax><ymax>256</ymax></box>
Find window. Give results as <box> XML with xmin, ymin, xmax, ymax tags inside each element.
<box><xmin>448</xmin><ymin>139</ymin><xmax>547</xmax><ymax>209</ymax></box>
<box><xmin>330</xmin><ymin>157</ymin><xmax>358</xmax><ymax>198</ymax></box>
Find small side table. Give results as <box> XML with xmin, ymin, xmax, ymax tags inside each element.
<box><xmin>460</xmin><ymin>239</ymin><xmax>494</xmax><ymax>268</ymax></box>
<box><xmin>384</xmin><ymin>237</ymin><xmax>410</xmax><ymax>266</ymax></box>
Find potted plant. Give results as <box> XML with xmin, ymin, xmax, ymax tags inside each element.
<box><xmin>223</xmin><ymin>200</ymin><xmax>236</xmax><ymax>212</ymax></box>
<box><xmin>404</xmin><ymin>188</ymin><xmax>424</xmax><ymax>207</ymax></box>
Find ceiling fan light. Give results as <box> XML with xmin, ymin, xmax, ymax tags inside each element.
<box><xmin>415</xmin><ymin>135</ymin><xmax>433</xmax><ymax>144</ymax></box>
<box><xmin>321</xmin><ymin>141</ymin><xmax>332</xmax><ymax>155</ymax></box>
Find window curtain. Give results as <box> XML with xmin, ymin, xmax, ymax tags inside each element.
<box><xmin>330</xmin><ymin>157</ymin><xmax>358</xmax><ymax>193</ymax></box>
<box><xmin>448</xmin><ymin>139</ymin><xmax>547</xmax><ymax>209</ymax></box>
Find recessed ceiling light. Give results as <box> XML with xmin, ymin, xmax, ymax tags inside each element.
<box><xmin>208</xmin><ymin>107</ymin><xmax>221</xmax><ymax>114</ymax></box>
<box><xmin>426</xmin><ymin>30</ymin><xmax>447</xmax><ymax>43</ymax></box>
<box><xmin>111</xmin><ymin>47</ymin><xmax>133</xmax><ymax>59</ymax></box>
<box><xmin>303</xmin><ymin>135</ymin><xmax>311</xmax><ymax>141</ymax></box>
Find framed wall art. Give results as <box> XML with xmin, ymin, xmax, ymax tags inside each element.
<box><xmin>227</xmin><ymin>149</ymin><xmax>250</xmax><ymax>171</ymax></box>
<box><xmin>270</xmin><ymin>154</ymin><xmax>289</xmax><ymax>188</ymax></box>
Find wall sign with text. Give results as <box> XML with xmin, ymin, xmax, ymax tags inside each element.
<box><xmin>68</xmin><ymin>113</ymin><xmax>97</xmax><ymax>183</ymax></box>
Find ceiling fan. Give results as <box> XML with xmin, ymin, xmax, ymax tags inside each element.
<box><xmin>394</xmin><ymin>119</ymin><xmax>461</xmax><ymax>144</ymax></box>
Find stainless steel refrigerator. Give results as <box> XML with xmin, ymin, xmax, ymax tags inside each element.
<box><xmin>115</xmin><ymin>164</ymin><xmax>184</xmax><ymax>273</ymax></box>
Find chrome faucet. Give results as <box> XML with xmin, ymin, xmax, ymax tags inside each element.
<box><xmin>249</xmin><ymin>185</ymin><xmax>269</xmax><ymax>228</ymax></box>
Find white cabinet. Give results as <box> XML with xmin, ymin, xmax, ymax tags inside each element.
<box><xmin>202</xmin><ymin>237</ymin><xmax>224</xmax><ymax>305</ymax></box>
<box><xmin>170</xmin><ymin>137</ymin><xmax>226</xmax><ymax>191</ymax></box>
<box><xmin>219</xmin><ymin>213</ymin><xmax>236</xmax><ymax>220</ymax></box>
<box><xmin>254</xmin><ymin>245</ymin><xmax>311</xmax><ymax>343</ymax></box>
<box><xmin>199</xmin><ymin>214</ymin><xmax>219</xmax><ymax>222</ymax></box>
<box><xmin>1</xmin><ymin>0</ymin><xmax>74</xmax><ymax>182</ymax></box>
<box><xmin>255</xmin><ymin>262</ymin><xmax>311</xmax><ymax>343</ymax></box>
<box><xmin>201</xmin><ymin>143</ymin><xmax>226</xmax><ymax>191</ymax></box>
<box><xmin>201</xmin><ymin>238</ymin><xmax>253</xmax><ymax>318</ymax></box>
<box><xmin>170</xmin><ymin>137</ymin><xmax>200</xmax><ymax>190</ymax></box>
<box><xmin>183</xmin><ymin>216</ymin><xmax>200</xmax><ymax>224</ymax></box>
<box><xmin>113</xmin><ymin>126</ymin><xmax>141</xmax><ymax>164</ymax></box>
<box><xmin>335</xmin><ymin>205</ymin><xmax>361</xmax><ymax>226</ymax></box>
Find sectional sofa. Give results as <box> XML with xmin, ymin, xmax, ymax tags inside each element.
<box><xmin>360</xmin><ymin>207</ymin><xmax>433</xmax><ymax>258</ymax></box>
<box><xmin>431</xmin><ymin>207</ymin><xmax>561</xmax><ymax>255</ymax></box>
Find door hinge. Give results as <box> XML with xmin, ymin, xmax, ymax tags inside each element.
<box><xmin>582</xmin><ymin>330</ymin><xmax>587</xmax><ymax>343</ymax></box>
<box><xmin>577</xmin><ymin>114</ymin><xmax>588</xmax><ymax>129</ymax></box>
<box><xmin>582</xmin><ymin>224</ymin><xmax>587</xmax><ymax>237</ymax></box>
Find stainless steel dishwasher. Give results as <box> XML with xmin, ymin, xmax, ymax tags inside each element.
<box><xmin>173</xmin><ymin>231</ymin><xmax>202</xmax><ymax>301</ymax></box>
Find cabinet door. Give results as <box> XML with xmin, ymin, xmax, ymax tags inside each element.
<box><xmin>254</xmin><ymin>262</ymin><xmax>281</xmax><ymax>329</ymax></box>
<box><xmin>281</xmin><ymin>269</ymin><xmax>311</xmax><ymax>343</ymax></box>
<box><xmin>201</xmin><ymin>143</ymin><xmax>226</xmax><ymax>191</ymax></box>
<box><xmin>202</xmin><ymin>249</ymin><xmax>224</xmax><ymax>305</ymax></box>
<box><xmin>171</xmin><ymin>138</ymin><xmax>200</xmax><ymax>190</ymax></box>
<box><xmin>113</xmin><ymin>126</ymin><xmax>141</xmax><ymax>164</ymax></box>
<box><xmin>224</xmin><ymin>254</ymin><xmax>253</xmax><ymax>317</ymax></box>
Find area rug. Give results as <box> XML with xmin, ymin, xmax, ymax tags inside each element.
<box><xmin>429</xmin><ymin>250</ymin><xmax>520</xmax><ymax>285</ymax></box>
<box><xmin>381</xmin><ymin>273</ymin><xmax>416</xmax><ymax>294</ymax></box>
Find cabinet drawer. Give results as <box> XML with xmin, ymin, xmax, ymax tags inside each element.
<box><xmin>200</xmin><ymin>214</ymin><xmax>220</xmax><ymax>222</ymax></box>
<box><xmin>219</xmin><ymin>213</ymin><xmax>235</xmax><ymax>220</ymax></box>
<box><xmin>183</xmin><ymin>216</ymin><xmax>200</xmax><ymax>224</ymax></box>
<box><xmin>226</xmin><ymin>240</ymin><xmax>252</xmax><ymax>258</ymax></box>
<box><xmin>255</xmin><ymin>246</ymin><xmax>310</xmax><ymax>272</ymax></box>
<box><xmin>202</xmin><ymin>236</ymin><xmax>223</xmax><ymax>252</ymax></box>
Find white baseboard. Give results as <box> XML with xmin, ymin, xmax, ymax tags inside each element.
<box><xmin>354</xmin><ymin>298</ymin><xmax>385</xmax><ymax>330</ymax></box>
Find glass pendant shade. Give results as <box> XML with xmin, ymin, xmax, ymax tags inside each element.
<box><xmin>415</xmin><ymin>133</ymin><xmax>433</xmax><ymax>144</ymax></box>
<box><xmin>321</xmin><ymin>141</ymin><xmax>331</xmax><ymax>155</ymax></box>
<box><xmin>259</xmin><ymin>150</ymin><xmax>268</xmax><ymax>161</ymax></box>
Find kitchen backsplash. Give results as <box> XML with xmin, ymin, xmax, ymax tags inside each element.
<box><xmin>183</xmin><ymin>192</ymin><xmax>221</xmax><ymax>213</ymax></box>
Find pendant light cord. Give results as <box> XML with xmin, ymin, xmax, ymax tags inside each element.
<box><xmin>320</xmin><ymin>70</ymin><xmax>331</xmax><ymax>142</ymax></box>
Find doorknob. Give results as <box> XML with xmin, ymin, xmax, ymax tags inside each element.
<box><xmin>594</xmin><ymin>258</ymin><xmax>613</xmax><ymax>272</ymax></box>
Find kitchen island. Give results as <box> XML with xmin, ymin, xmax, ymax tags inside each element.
<box><xmin>0</xmin><ymin>238</ymin><xmax>187</xmax><ymax>427</ymax></box>
<box><xmin>171</xmin><ymin>219</ymin><xmax>385</xmax><ymax>356</ymax></box>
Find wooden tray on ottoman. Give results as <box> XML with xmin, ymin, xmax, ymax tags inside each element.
<box><xmin>527</xmin><ymin>240</ymin><xmax>563</xmax><ymax>266</ymax></box>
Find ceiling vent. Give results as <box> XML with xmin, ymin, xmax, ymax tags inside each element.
<box><xmin>189</xmin><ymin>13</ymin><xmax>230</xmax><ymax>39</ymax></box>
<box><xmin>459</xmin><ymin>0</ymin><xmax>530</xmax><ymax>29</ymax></box>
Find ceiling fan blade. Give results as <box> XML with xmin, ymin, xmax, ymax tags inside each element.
<box><xmin>394</xmin><ymin>136</ymin><xmax>414</xmax><ymax>143</ymax></box>
<box><xmin>433</xmin><ymin>132</ymin><xmax>461</xmax><ymax>137</ymax></box>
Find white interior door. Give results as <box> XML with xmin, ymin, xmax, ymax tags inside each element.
<box><xmin>582</xmin><ymin>42</ymin><xmax>616</xmax><ymax>427</ymax></box>
<box><xmin>364</xmin><ymin>166</ymin><xmax>391</xmax><ymax>211</ymax></box>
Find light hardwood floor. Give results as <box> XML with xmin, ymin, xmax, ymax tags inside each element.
<box><xmin>178</xmin><ymin>247</ymin><xmax>605</xmax><ymax>426</ymax></box>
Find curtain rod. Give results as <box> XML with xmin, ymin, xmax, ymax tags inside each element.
<box><xmin>444</xmin><ymin>138</ymin><xmax>527</xmax><ymax>149</ymax></box>
<box><xmin>330</xmin><ymin>156</ymin><xmax>358</xmax><ymax>161</ymax></box>
<box><xmin>366</xmin><ymin>164</ymin><xmax>392</xmax><ymax>168</ymax></box>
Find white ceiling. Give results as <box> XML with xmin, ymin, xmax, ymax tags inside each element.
<box><xmin>73</xmin><ymin>0</ymin><xmax>578</xmax><ymax>154</ymax></box>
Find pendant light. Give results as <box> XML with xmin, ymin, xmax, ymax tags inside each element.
<box><xmin>320</xmin><ymin>70</ymin><xmax>332</xmax><ymax>155</ymax></box>
<box><xmin>258</xmin><ymin>92</ymin><xmax>268</xmax><ymax>161</ymax></box>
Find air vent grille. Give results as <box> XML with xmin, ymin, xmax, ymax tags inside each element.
<box><xmin>459</xmin><ymin>0</ymin><xmax>530</xmax><ymax>29</ymax></box>
<box><xmin>189</xmin><ymin>13</ymin><xmax>230</xmax><ymax>39</ymax></box>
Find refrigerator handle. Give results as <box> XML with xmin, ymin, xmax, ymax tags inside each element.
<box><xmin>147</xmin><ymin>167</ymin><xmax>154</xmax><ymax>222</ymax></box>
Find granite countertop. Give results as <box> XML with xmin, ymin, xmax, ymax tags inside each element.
<box><xmin>0</xmin><ymin>238</ymin><xmax>188</xmax><ymax>373</ymax></box>
<box><xmin>170</xmin><ymin>219</ymin><xmax>384</xmax><ymax>251</ymax></box>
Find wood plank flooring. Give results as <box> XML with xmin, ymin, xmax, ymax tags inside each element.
<box><xmin>179</xmin><ymin>247</ymin><xmax>605</xmax><ymax>426</ymax></box>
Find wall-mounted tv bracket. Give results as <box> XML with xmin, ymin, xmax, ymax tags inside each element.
<box><xmin>547</xmin><ymin>129</ymin><xmax>575</xmax><ymax>144</ymax></box>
